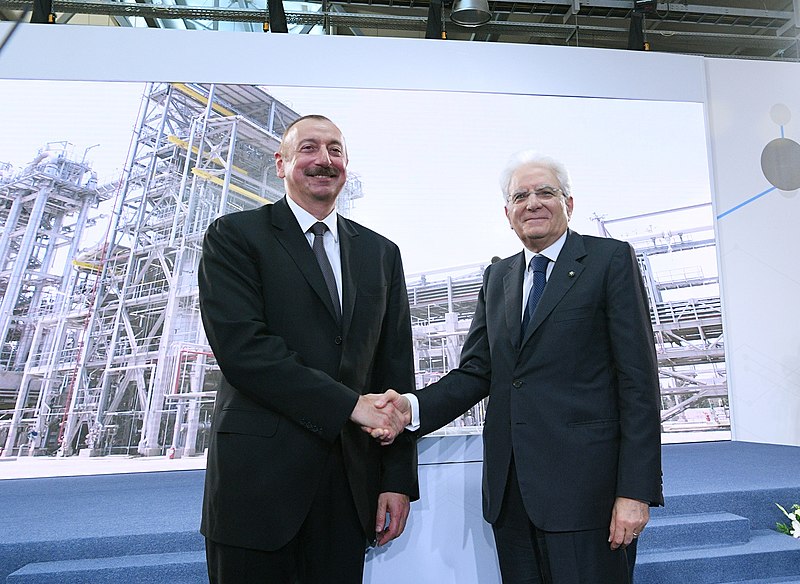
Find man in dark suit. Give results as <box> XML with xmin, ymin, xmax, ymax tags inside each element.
<box><xmin>374</xmin><ymin>151</ymin><xmax>663</xmax><ymax>583</ymax></box>
<box><xmin>199</xmin><ymin>114</ymin><xmax>417</xmax><ymax>584</ymax></box>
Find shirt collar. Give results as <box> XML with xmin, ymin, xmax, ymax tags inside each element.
<box><xmin>285</xmin><ymin>196</ymin><xmax>339</xmax><ymax>243</ymax></box>
<box><xmin>523</xmin><ymin>229</ymin><xmax>568</xmax><ymax>269</ymax></box>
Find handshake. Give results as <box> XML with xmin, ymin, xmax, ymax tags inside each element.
<box><xmin>350</xmin><ymin>390</ymin><xmax>412</xmax><ymax>445</ymax></box>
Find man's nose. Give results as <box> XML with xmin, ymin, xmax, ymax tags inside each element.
<box><xmin>316</xmin><ymin>148</ymin><xmax>332</xmax><ymax>166</ymax></box>
<box><xmin>525</xmin><ymin>194</ymin><xmax>542</xmax><ymax>209</ymax></box>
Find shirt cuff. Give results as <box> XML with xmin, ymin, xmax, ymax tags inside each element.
<box><xmin>403</xmin><ymin>392</ymin><xmax>421</xmax><ymax>431</ymax></box>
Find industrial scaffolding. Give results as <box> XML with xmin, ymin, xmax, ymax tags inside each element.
<box><xmin>0</xmin><ymin>145</ymin><xmax>109</xmax><ymax>452</ymax></box>
<box><xmin>0</xmin><ymin>83</ymin><xmax>363</xmax><ymax>458</ymax></box>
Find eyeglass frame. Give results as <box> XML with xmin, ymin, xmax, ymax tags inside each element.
<box><xmin>507</xmin><ymin>185</ymin><xmax>565</xmax><ymax>206</ymax></box>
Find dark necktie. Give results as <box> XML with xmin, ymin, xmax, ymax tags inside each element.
<box><xmin>521</xmin><ymin>255</ymin><xmax>549</xmax><ymax>335</ymax></box>
<box><xmin>309</xmin><ymin>222</ymin><xmax>341</xmax><ymax>323</ymax></box>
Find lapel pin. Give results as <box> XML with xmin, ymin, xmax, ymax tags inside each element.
<box><xmin>568</xmin><ymin>271</ymin><xmax>575</xmax><ymax>278</ymax></box>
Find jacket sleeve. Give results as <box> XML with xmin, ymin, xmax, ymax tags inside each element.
<box><xmin>607</xmin><ymin>243</ymin><xmax>664</xmax><ymax>506</ymax></box>
<box><xmin>415</xmin><ymin>266</ymin><xmax>493</xmax><ymax>436</ymax></box>
<box><xmin>371</xmin><ymin>245</ymin><xmax>419</xmax><ymax>499</ymax></box>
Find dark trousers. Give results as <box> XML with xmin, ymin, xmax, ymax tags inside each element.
<box><xmin>492</xmin><ymin>461</ymin><xmax>633</xmax><ymax>584</ymax></box>
<box><xmin>206</xmin><ymin>441</ymin><xmax>366</xmax><ymax>584</ymax></box>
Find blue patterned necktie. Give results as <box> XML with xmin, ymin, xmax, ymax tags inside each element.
<box><xmin>521</xmin><ymin>255</ymin><xmax>550</xmax><ymax>335</ymax></box>
<box><xmin>309</xmin><ymin>222</ymin><xmax>341</xmax><ymax>323</ymax></box>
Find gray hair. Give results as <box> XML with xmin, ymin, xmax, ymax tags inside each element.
<box><xmin>499</xmin><ymin>150</ymin><xmax>572</xmax><ymax>202</ymax></box>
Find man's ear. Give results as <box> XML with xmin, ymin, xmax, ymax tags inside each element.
<box><xmin>275</xmin><ymin>151</ymin><xmax>286</xmax><ymax>179</ymax></box>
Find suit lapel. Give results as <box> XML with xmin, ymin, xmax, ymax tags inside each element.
<box><xmin>337</xmin><ymin>216</ymin><xmax>360</xmax><ymax>341</ymax></box>
<box><xmin>503</xmin><ymin>253</ymin><xmax>525</xmax><ymax>351</ymax></box>
<box><xmin>521</xmin><ymin>230</ymin><xmax>587</xmax><ymax>345</ymax></box>
<box><xmin>271</xmin><ymin>197</ymin><xmax>341</xmax><ymax>324</ymax></box>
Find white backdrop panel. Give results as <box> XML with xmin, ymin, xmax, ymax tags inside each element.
<box><xmin>705</xmin><ymin>57</ymin><xmax>800</xmax><ymax>447</ymax></box>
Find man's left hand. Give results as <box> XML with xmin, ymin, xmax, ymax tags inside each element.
<box><xmin>608</xmin><ymin>496</ymin><xmax>649</xmax><ymax>550</ymax></box>
<box><xmin>375</xmin><ymin>492</ymin><xmax>410</xmax><ymax>546</ymax></box>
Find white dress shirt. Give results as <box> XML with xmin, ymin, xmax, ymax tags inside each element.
<box><xmin>520</xmin><ymin>230</ymin><xmax>567</xmax><ymax>322</ymax></box>
<box><xmin>285</xmin><ymin>196</ymin><xmax>343</xmax><ymax>310</ymax></box>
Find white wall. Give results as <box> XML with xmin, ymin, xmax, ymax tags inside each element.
<box><xmin>0</xmin><ymin>23</ymin><xmax>704</xmax><ymax>99</ymax></box>
<box><xmin>705</xmin><ymin>58</ymin><xmax>800</xmax><ymax>447</ymax></box>
<box><xmin>365</xmin><ymin>435</ymin><xmax>500</xmax><ymax>583</ymax></box>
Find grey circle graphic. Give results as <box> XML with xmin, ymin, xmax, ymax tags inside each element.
<box><xmin>770</xmin><ymin>103</ymin><xmax>791</xmax><ymax>126</ymax></box>
<box><xmin>761</xmin><ymin>137</ymin><xmax>800</xmax><ymax>191</ymax></box>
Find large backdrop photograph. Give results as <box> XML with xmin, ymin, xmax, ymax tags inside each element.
<box><xmin>0</xmin><ymin>75</ymin><xmax>725</xmax><ymax>464</ymax></box>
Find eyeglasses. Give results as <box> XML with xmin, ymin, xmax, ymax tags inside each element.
<box><xmin>508</xmin><ymin>185</ymin><xmax>563</xmax><ymax>205</ymax></box>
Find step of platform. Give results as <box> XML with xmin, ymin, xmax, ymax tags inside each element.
<box><xmin>637</xmin><ymin>530</ymin><xmax>800</xmax><ymax>584</ymax></box>
<box><xmin>6</xmin><ymin>551</ymin><xmax>207</xmax><ymax>584</ymax></box>
<box><xmin>639</xmin><ymin>512</ymin><xmax>751</xmax><ymax>551</ymax></box>
<box><xmin>0</xmin><ymin>530</ymin><xmax>205</xmax><ymax>583</ymax></box>
<box><xmin>716</xmin><ymin>577</ymin><xmax>800</xmax><ymax>584</ymax></box>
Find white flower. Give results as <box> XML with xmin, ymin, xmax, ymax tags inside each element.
<box><xmin>775</xmin><ymin>503</ymin><xmax>800</xmax><ymax>538</ymax></box>
<box><xmin>791</xmin><ymin>518</ymin><xmax>800</xmax><ymax>538</ymax></box>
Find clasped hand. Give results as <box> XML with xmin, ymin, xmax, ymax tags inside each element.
<box><xmin>349</xmin><ymin>390</ymin><xmax>410</xmax><ymax>445</ymax></box>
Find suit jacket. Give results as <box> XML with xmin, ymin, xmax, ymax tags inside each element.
<box><xmin>198</xmin><ymin>197</ymin><xmax>418</xmax><ymax>552</ymax></box>
<box><xmin>416</xmin><ymin>229</ymin><xmax>663</xmax><ymax>531</ymax></box>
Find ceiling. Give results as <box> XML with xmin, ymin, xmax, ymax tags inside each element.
<box><xmin>1</xmin><ymin>0</ymin><xmax>798</xmax><ymax>61</ymax></box>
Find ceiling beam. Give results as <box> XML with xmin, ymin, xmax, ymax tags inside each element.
<box><xmin>0</xmin><ymin>0</ymin><xmax>795</xmax><ymax>60</ymax></box>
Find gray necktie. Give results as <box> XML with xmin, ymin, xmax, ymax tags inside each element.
<box><xmin>309</xmin><ymin>222</ymin><xmax>341</xmax><ymax>322</ymax></box>
<box><xmin>521</xmin><ymin>255</ymin><xmax>549</xmax><ymax>335</ymax></box>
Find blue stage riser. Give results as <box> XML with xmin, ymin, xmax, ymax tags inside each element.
<box><xmin>2</xmin><ymin>440</ymin><xmax>800</xmax><ymax>584</ymax></box>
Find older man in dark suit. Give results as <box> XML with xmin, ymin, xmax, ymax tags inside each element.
<box><xmin>375</xmin><ymin>151</ymin><xmax>663</xmax><ymax>583</ymax></box>
<box><xmin>199</xmin><ymin>114</ymin><xmax>416</xmax><ymax>584</ymax></box>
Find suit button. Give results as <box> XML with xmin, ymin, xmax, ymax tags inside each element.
<box><xmin>334</xmin><ymin>336</ymin><xmax>343</xmax><ymax>345</ymax></box>
<box><xmin>512</xmin><ymin>380</ymin><xmax>523</xmax><ymax>389</ymax></box>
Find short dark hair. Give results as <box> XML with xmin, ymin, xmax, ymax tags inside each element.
<box><xmin>279</xmin><ymin>115</ymin><xmax>346</xmax><ymax>158</ymax></box>
<box><xmin>282</xmin><ymin>114</ymin><xmax>336</xmax><ymax>140</ymax></box>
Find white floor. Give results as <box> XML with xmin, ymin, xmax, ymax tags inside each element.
<box><xmin>0</xmin><ymin>452</ymin><xmax>207</xmax><ymax>480</ymax></box>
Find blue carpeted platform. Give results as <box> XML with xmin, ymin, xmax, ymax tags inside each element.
<box><xmin>6</xmin><ymin>551</ymin><xmax>206</xmax><ymax>584</ymax></box>
<box><xmin>2</xmin><ymin>441</ymin><xmax>800</xmax><ymax>583</ymax></box>
<box><xmin>634</xmin><ymin>441</ymin><xmax>800</xmax><ymax>583</ymax></box>
<box><xmin>0</xmin><ymin>471</ymin><xmax>205</xmax><ymax>583</ymax></box>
